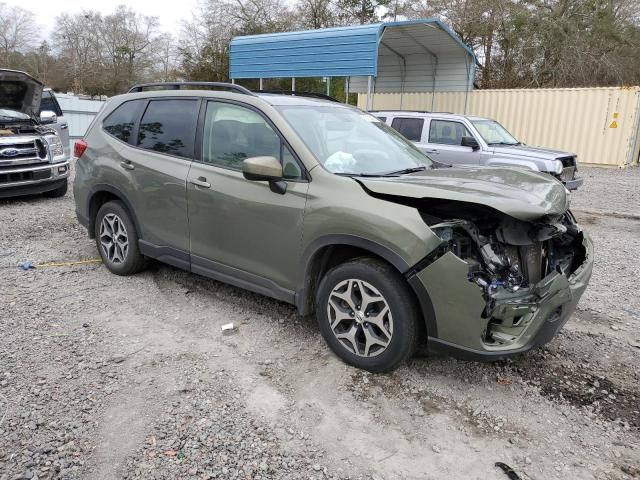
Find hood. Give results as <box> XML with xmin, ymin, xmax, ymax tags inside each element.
<box><xmin>0</xmin><ymin>69</ymin><xmax>43</xmax><ymax>117</ymax></box>
<box><xmin>491</xmin><ymin>144</ymin><xmax>575</xmax><ymax>161</ymax></box>
<box><xmin>358</xmin><ymin>167</ymin><xmax>569</xmax><ymax>222</ymax></box>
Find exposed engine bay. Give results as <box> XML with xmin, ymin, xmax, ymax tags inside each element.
<box><xmin>417</xmin><ymin>201</ymin><xmax>587</xmax><ymax>347</ymax></box>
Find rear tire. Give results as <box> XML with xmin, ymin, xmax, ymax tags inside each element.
<box><xmin>43</xmin><ymin>180</ymin><xmax>68</xmax><ymax>198</ymax></box>
<box><xmin>315</xmin><ymin>257</ymin><xmax>420</xmax><ymax>373</ymax></box>
<box><xmin>94</xmin><ymin>200</ymin><xmax>147</xmax><ymax>276</ymax></box>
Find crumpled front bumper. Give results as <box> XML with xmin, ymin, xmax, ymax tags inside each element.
<box><xmin>410</xmin><ymin>232</ymin><xmax>594</xmax><ymax>361</ymax></box>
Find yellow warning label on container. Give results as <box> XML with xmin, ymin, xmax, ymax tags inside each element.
<box><xmin>610</xmin><ymin>120</ymin><xmax>618</xmax><ymax>128</ymax></box>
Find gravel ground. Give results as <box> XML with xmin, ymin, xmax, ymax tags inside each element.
<box><xmin>1</xmin><ymin>165</ymin><xmax>639</xmax><ymax>480</ymax></box>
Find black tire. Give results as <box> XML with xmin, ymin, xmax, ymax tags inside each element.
<box><xmin>315</xmin><ymin>257</ymin><xmax>420</xmax><ymax>373</ymax></box>
<box><xmin>94</xmin><ymin>200</ymin><xmax>147</xmax><ymax>276</ymax></box>
<box><xmin>43</xmin><ymin>180</ymin><xmax>68</xmax><ymax>198</ymax></box>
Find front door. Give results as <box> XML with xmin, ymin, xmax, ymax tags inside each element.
<box><xmin>424</xmin><ymin>118</ymin><xmax>483</xmax><ymax>166</ymax></box>
<box><xmin>187</xmin><ymin>100</ymin><xmax>308</xmax><ymax>299</ymax></box>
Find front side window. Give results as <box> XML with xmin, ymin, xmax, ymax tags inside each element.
<box><xmin>202</xmin><ymin>101</ymin><xmax>303</xmax><ymax>179</ymax></box>
<box><xmin>391</xmin><ymin>117</ymin><xmax>424</xmax><ymax>142</ymax></box>
<box><xmin>428</xmin><ymin>119</ymin><xmax>473</xmax><ymax>146</ymax></box>
<box><xmin>470</xmin><ymin>119</ymin><xmax>519</xmax><ymax>145</ymax></box>
<box><xmin>277</xmin><ymin>105</ymin><xmax>432</xmax><ymax>175</ymax></box>
<box><xmin>137</xmin><ymin>99</ymin><xmax>198</xmax><ymax>157</ymax></box>
<box><xmin>102</xmin><ymin>99</ymin><xmax>145</xmax><ymax>144</ymax></box>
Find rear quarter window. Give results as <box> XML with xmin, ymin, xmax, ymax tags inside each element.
<box><xmin>390</xmin><ymin>117</ymin><xmax>424</xmax><ymax>142</ymax></box>
<box><xmin>102</xmin><ymin>100</ymin><xmax>145</xmax><ymax>144</ymax></box>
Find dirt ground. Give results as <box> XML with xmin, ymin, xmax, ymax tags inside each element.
<box><xmin>0</xmin><ymin>166</ymin><xmax>639</xmax><ymax>480</ymax></box>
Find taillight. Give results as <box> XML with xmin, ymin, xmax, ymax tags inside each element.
<box><xmin>74</xmin><ymin>140</ymin><xmax>88</xmax><ymax>158</ymax></box>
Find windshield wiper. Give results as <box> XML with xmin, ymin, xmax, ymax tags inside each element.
<box><xmin>380</xmin><ymin>166</ymin><xmax>427</xmax><ymax>176</ymax></box>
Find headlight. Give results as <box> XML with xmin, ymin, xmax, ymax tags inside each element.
<box><xmin>554</xmin><ymin>160</ymin><xmax>563</xmax><ymax>175</ymax></box>
<box><xmin>45</xmin><ymin>135</ymin><xmax>65</xmax><ymax>161</ymax></box>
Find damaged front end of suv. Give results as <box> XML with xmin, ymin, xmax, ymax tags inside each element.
<box><xmin>359</xmin><ymin>167</ymin><xmax>594</xmax><ymax>360</ymax></box>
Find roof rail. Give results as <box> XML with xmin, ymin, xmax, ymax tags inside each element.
<box><xmin>253</xmin><ymin>90</ymin><xmax>340</xmax><ymax>103</ymax></box>
<box><xmin>127</xmin><ymin>82</ymin><xmax>255</xmax><ymax>96</ymax></box>
<box><xmin>369</xmin><ymin>110</ymin><xmax>431</xmax><ymax>114</ymax></box>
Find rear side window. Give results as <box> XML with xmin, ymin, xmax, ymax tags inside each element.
<box><xmin>376</xmin><ymin>116</ymin><xmax>387</xmax><ymax>123</ymax></box>
<box><xmin>137</xmin><ymin>99</ymin><xmax>199</xmax><ymax>158</ymax></box>
<box><xmin>102</xmin><ymin>100</ymin><xmax>145</xmax><ymax>144</ymax></box>
<box><xmin>390</xmin><ymin>117</ymin><xmax>424</xmax><ymax>142</ymax></box>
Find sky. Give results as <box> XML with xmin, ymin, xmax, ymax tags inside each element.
<box><xmin>14</xmin><ymin>0</ymin><xmax>201</xmax><ymax>40</ymax></box>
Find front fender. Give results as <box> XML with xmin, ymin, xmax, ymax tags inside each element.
<box><xmin>485</xmin><ymin>157</ymin><xmax>542</xmax><ymax>172</ymax></box>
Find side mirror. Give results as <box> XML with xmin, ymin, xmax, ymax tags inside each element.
<box><xmin>40</xmin><ymin>110</ymin><xmax>57</xmax><ymax>125</ymax></box>
<box><xmin>242</xmin><ymin>156</ymin><xmax>287</xmax><ymax>194</ymax></box>
<box><xmin>242</xmin><ymin>156</ymin><xmax>283</xmax><ymax>181</ymax></box>
<box><xmin>461</xmin><ymin>136</ymin><xmax>480</xmax><ymax>151</ymax></box>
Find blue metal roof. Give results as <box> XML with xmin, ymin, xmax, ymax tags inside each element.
<box><xmin>229</xmin><ymin>19</ymin><xmax>476</xmax><ymax>80</ymax></box>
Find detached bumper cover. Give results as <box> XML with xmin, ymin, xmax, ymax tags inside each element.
<box><xmin>412</xmin><ymin>233</ymin><xmax>594</xmax><ymax>361</ymax></box>
<box><xmin>563</xmin><ymin>176</ymin><xmax>584</xmax><ymax>191</ymax></box>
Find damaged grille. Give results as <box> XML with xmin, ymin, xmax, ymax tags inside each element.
<box><xmin>557</xmin><ymin>156</ymin><xmax>577</xmax><ymax>181</ymax></box>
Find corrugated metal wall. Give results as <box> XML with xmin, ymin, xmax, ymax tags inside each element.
<box><xmin>358</xmin><ymin>87</ymin><xmax>640</xmax><ymax>167</ymax></box>
<box><xmin>56</xmin><ymin>94</ymin><xmax>105</xmax><ymax>142</ymax></box>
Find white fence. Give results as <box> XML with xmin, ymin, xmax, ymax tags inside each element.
<box><xmin>56</xmin><ymin>93</ymin><xmax>106</xmax><ymax>143</ymax></box>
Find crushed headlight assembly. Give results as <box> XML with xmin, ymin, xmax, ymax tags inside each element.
<box><xmin>45</xmin><ymin>134</ymin><xmax>66</xmax><ymax>162</ymax></box>
<box><xmin>554</xmin><ymin>160</ymin><xmax>563</xmax><ymax>174</ymax></box>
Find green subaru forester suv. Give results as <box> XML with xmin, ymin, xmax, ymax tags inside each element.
<box><xmin>74</xmin><ymin>83</ymin><xmax>593</xmax><ymax>372</ymax></box>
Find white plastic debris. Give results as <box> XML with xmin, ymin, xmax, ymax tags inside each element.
<box><xmin>221</xmin><ymin>323</ymin><xmax>238</xmax><ymax>336</ymax></box>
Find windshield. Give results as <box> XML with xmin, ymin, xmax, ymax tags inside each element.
<box><xmin>471</xmin><ymin>119</ymin><xmax>519</xmax><ymax>145</ymax></box>
<box><xmin>277</xmin><ymin>105</ymin><xmax>432</xmax><ymax>175</ymax></box>
<box><xmin>0</xmin><ymin>108</ymin><xmax>29</xmax><ymax>120</ymax></box>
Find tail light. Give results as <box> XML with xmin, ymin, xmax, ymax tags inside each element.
<box><xmin>74</xmin><ymin>140</ymin><xmax>88</xmax><ymax>158</ymax></box>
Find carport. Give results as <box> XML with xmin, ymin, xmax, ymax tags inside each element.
<box><xmin>229</xmin><ymin>19</ymin><xmax>477</xmax><ymax>111</ymax></box>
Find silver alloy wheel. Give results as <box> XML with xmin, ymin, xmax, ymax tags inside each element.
<box><xmin>99</xmin><ymin>213</ymin><xmax>129</xmax><ymax>265</ymax></box>
<box><xmin>327</xmin><ymin>279</ymin><xmax>393</xmax><ymax>357</ymax></box>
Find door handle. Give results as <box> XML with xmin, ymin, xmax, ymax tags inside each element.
<box><xmin>60</xmin><ymin>124</ymin><xmax>68</xmax><ymax>130</ymax></box>
<box><xmin>190</xmin><ymin>176</ymin><xmax>211</xmax><ymax>188</ymax></box>
<box><xmin>120</xmin><ymin>160</ymin><xmax>135</xmax><ymax>170</ymax></box>
<box><xmin>425</xmin><ymin>149</ymin><xmax>439</xmax><ymax>154</ymax></box>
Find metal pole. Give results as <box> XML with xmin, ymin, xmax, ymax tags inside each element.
<box><xmin>366</xmin><ymin>76</ymin><xmax>372</xmax><ymax>111</ymax></box>
<box><xmin>371</xmin><ymin>77</ymin><xmax>376</xmax><ymax>110</ymax></box>
<box><xmin>345</xmin><ymin>77</ymin><xmax>350</xmax><ymax>104</ymax></box>
<box><xmin>292</xmin><ymin>78</ymin><xmax>296</xmax><ymax>92</ymax></box>
<box><xmin>259</xmin><ymin>78</ymin><xmax>263</xmax><ymax>90</ymax></box>
<box><xmin>231</xmin><ymin>79</ymin><xmax>235</xmax><ymax>84</ymax></box>
<box><xmin>326</xmin><ymin>77</ymin><xmax>330</xmax><ymax>97</ymax></box>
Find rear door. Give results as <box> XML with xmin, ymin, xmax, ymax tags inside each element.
<box><xmin>40</xmin><ymin>90</ymin><xmax>70</xmax><ymax>158</ymax></box>
<box><xmin>186</xmin><ymin>100</ymin><xmax>308</xmax><ymax>297</ymax></box>
<box><xmin>423</xmin><ymin>118</ymin><xmax>482</xmax><ymax>166</ymax></box>
<box><xmin>101</xmin><ymin>97</ymin><xmax>197</xmax><ymax>257</ymax></box>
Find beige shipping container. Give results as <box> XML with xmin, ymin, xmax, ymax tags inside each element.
<box><xmin>357</xmin><ymin>87</ymin><xmax>640</xmax><ymax>167</ymax></box>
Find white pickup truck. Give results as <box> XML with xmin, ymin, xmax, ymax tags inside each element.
<box><xmin>0</xmin><ymin>69</ymin><xmax>69</xmax><ymax>199</ymax></box>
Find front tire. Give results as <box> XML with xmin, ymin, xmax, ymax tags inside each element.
<box><xmin>94</xmin><ymin>201</ymin><xmax>146</xmax><ymax>276</ymax></box>
<box><xmin>315</xmin><ymin>258</ymin><xmax>420</xmax><ymax>373</ymax></box>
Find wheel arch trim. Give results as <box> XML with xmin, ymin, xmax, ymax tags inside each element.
<box><xmin>86</xmin><ymin>184</ymin><xmax>141</xmax><ymax>239</ymax></box>
<box><xmin>296</xmin><ymin>234</ymin><xmax>437</xmax><ymax>338</ymax></box>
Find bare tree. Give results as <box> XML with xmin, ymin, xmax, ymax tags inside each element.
<box><xmin>0</xmin><ymin>3</ymin><xmax>38</xmax><ymax>66</ymax></box>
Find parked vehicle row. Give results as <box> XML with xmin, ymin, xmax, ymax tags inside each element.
<box><xmin>72</xmin><ymin>83</ymin><xmax>594</xmax><ymax>372</ymax></box>
<box><xmin>373</xmin><ymin>110</ymin><xmax>584</xmax><ymax>190</ymax></box>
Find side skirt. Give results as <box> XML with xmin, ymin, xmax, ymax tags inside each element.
<box><xmin>138</xmin><ymin>240</ymin><xmax>295</xmax><ymax>305</ymax></box>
